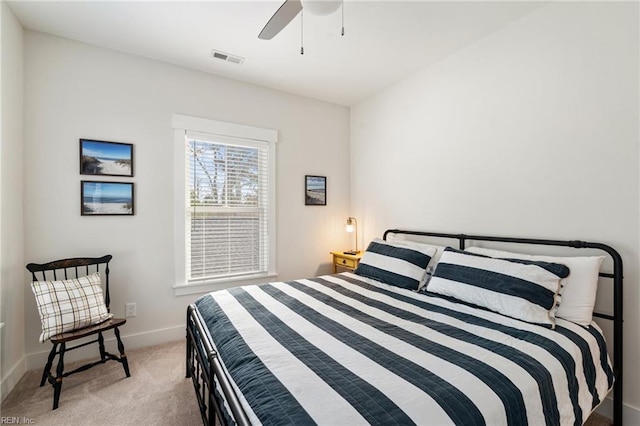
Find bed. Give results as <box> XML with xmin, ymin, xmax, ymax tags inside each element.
<box><xmin>186</xmin><ymin>229</ymin><xmax>623</xmax><ymax>425</ymax></box>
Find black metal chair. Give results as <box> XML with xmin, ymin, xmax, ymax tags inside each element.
<box><xmin>26</xmin><ymin>255</ymin><xmax>130</xmax><ymax>409</ymax></box>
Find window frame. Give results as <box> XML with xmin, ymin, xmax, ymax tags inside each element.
<box><xmin>172</xmin><ymin>114</ymin><xmax>277</xmax><ymax>296</ymax></box>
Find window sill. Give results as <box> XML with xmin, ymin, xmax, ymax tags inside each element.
<box><xmin>173</xmin><ymin>272</ymin><xmax>278</xmax><ymax>296</ymax></box>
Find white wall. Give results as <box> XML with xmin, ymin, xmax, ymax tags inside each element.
<box><xmin>22</xmin><ymin>32</ymin><xmax>350</xmax><ymax>363</ymax></box>
<box><xmin>351</xmin><ymin>1</ymin><xmax>639</xmax><ymax>418</ymax></box>
<box><xmin>0</xmin><ymin>0</ymin><xmax>25</xmax><ymax>401</ymax></box>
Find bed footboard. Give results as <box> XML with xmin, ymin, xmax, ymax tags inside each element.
<box><xmin>186</xmin><ymin>304</ymin><xmax>250</xmax><ymax>426</ymax></box>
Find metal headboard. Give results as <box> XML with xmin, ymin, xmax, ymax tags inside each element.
<box><xmin>383</xmin><ymin>229</ymin><xmax>624</xmax><ymax>425</ymax></box>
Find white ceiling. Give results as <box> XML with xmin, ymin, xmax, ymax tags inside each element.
<box><xmin>7</xmin><ymin>0</ymin><xmax>545</xmax><ymax>106</ymax></box>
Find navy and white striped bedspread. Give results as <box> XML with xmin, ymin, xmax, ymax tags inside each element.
<box><xmin>195</xmin><ymin>272</ymin><xmax>613</xmax><ymax>426</ymax></box>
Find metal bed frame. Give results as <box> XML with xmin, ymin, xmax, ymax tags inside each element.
<box><xmin>185</xmin><ymin>229</ymin><xmax>624</xmax><ymax>426</ymax></box>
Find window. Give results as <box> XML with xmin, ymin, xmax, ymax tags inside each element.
<box><xmin>172</xmin><ymin>115</ymin><xmax>277</xmax><ymax>295</ymax></box>
<box><xmin>187</xmin><ymin>136</ymin><xmax>267</xmax><ymax>279</ymax></box>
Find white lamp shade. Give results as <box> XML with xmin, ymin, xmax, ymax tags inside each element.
<box><xmin>301</xmin><ymin>0</ymin><xmax>342</xmax><ymax>16</ymax></box>
<box><xmin>345</xmin><ymin>224</ymin><xmax>354</xmax><ymax>233</ymax></box>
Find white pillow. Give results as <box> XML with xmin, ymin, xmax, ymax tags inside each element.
<box><xmin>31</xmin><ymin>272</ymin><xmax>113</xmax><ymax>342</ymax></box>
<box><xmin>429</xmin><ymin>248</ymin><xmax>569</xmax><ymax>327</ymax></box>
<box><xmin>466</xmin><ymin>246</ymin><xmax>604</xmax><ymax>326</ymax></box>
<box><xmin>355</xmin><ymin>238</ymin><xmax>436</xmax><ymax>291</ymax></box>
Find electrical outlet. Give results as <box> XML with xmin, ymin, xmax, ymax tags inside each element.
<box><xmin>125</xmin><ymin>302</ymin><xmax>137</xmax><ymax>318</ymax></box>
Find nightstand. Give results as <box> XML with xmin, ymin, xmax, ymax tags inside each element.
<box><xmin>330</xmin><ymin>251</ymin><xmax>363</xmax><ymax>273</ymax></box>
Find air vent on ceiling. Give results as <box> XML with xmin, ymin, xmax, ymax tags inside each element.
<box><xmin>211</xmin><ymin>49</ymin><xmax>245</xmax><ymax>65</ymax></box>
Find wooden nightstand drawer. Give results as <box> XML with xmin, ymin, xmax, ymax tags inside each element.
<box><xmin>338</xmin><ymin>258</ymin><xmax>356</xmax><ymax>268</ymax></box>
<box><xmin>330</xmin><ymin>251</ymin><xmax>363</xmax><ymax>273</ymax></box>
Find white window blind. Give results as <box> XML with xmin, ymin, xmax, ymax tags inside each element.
<box><xmin>185</xmin><ymin>133</ymin><xmax>270</xmax><ymax>282</ymax></box>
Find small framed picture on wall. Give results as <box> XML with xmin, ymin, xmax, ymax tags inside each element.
<box><xmin>80</xmin><ymin>139</ymin><xmax>134</xmax><ymax>177</ymax></box>
<box><xmin>81</xmin><ymin>181</ymin><xmax>134</xmax><ymax>216</ymax></box>
<box><xmin>305</xmin><ymin>175</ymin><xmax>326</xmax><ymax>206</ymax></box>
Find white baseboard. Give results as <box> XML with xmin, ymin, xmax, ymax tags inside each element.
<box><xmin>25</xmin><ymin>324</ymin><xmax>185</xmax><ymax>372</ymax></box>
<box><xmin>596</xmin><ymin>396</ymin><xmax>640</xmax><ymax>424</ymax></box>
<box><xmin>1</xmin><ymin>356</ymin><xmax>27</xmax><ymax>403</ymax></box>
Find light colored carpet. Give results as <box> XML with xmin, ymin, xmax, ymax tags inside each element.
<box><xmin>1</xmin><ymin>340</ymin><xmax>201</xmax><ymax>425</ymax></box>
<box><xmin>584</xmin><ymin>412</ymin><xmax>613</xmax><ymax>426</ymax></box>
<box><xmin>1</xmin><ymin>338</ymin><xmax>613</xmax><ymax>425</ymax></box>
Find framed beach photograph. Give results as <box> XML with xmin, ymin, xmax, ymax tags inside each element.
<box><xmin>81</xmin><ymin>181</ymin><xmax>134</xmax><ymax>216</ymax></box>
<box><xmin>80</xmin><ymin>139</ymin><xmax>133</xmax><ymax>177</ymax></box>
<box><xmin>305</xmin><ymin>175</ymin><xmax>326</xmax><ymax>206</ymax></box>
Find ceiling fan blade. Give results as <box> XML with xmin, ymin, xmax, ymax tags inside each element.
<box><xmin>258</xmin><ymin>0</ymin><xmax>303</xmax><ymax>40</ymax></box>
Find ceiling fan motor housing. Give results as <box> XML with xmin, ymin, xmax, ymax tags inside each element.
<box><xmin>301</xmin><ymin>0</ymin><xmax>342</xmax><ymax>16</ymax></box>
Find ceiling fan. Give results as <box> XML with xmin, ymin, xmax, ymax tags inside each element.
<box><xmin>258</xmin><ymin>0</ymin><xmax>343</xmax><ymax>40</ymax></box>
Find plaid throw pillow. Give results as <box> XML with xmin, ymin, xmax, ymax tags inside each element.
<box><xmin>31</xmin><ymin>272</ymin><xmax>113</xmax><ymax>342</ymax></box>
